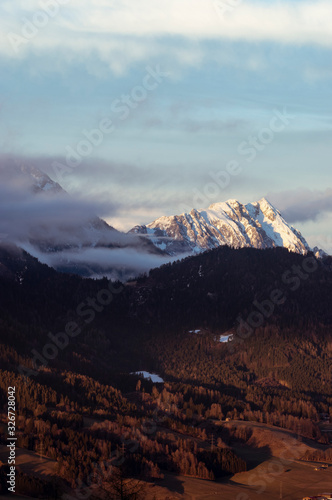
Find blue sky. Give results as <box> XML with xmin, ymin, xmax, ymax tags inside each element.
<box><xmin>0</xmin><ymin>0</ymin><xmax>332</xmax><ymax>252</ymax></box>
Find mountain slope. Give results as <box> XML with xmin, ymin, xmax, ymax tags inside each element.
<box><xmin>0</xmin><ymin>160</ymin><xmax>65</xmax><ymax>195</ymax></box>
<box><xmin>0</xmin><ymin>161</ymin><xmax>166</xmax><ymax>278</ymax></box>
<box><xmin>131</xmin><ymin>198</ymin><xmax>310</xmax><ymax>256</ymax></box>
<box><xmin>19</xmin><ymin>163</ymin><xmax>65</xmax><ymax>195</ymax></box>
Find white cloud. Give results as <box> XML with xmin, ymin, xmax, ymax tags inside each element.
<box><xmin>1</xmin><ymin>1</ymin><xmax>332</xmax><ymax>73</ymax></box>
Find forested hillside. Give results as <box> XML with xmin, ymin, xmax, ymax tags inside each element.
<box><xmin>0</xmin><ymin>244</ymin><xmax>331</xmax><ymax>497</ymax></box>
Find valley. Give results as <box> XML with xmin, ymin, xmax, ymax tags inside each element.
<box><xmin>0</xmin><ymin>242</ymin><xmax>331</xmax><ymax>498</ymax></box>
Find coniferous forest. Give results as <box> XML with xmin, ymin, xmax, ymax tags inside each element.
<box><xmin>0</xmin><ymin>244</ymin><xmax>331</xmax><ymax>498</ymax></box>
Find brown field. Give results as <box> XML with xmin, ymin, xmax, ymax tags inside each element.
<box><xmin>143</xmin><ymin>459</ymin><xmax>332</xmax><ymax>500</ymax></box>
<box><xmin>143</xmin><ymin>456</ymin><xmax>332</xmax><ymax>500</ymax></box>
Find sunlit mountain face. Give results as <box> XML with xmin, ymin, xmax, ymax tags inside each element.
<box><xmin>131</xmin><ymin>197</ymin><xmax>311</xmax><ymax>256</ymax></box>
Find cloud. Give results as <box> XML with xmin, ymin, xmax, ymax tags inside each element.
<box><xmin>0</xmin><ymin>155</ymin><xmax>186</xmax><ymax>279</ymax></box>
<box><xmin>1</xmin><ymin>1</ymin><xmax>332</xmax><ymax>74</ymax></box>
<box><xmin>0</xmin><ymin>157</ymin><xmax>132</xmax><ymax>246</ymax></box>
<box><xmin>267</xmin><ymin>188</ymin><xmax>332</xmax><ymax>223</ymax></box>
<box><xmin>0</xmin><ymin>153</ymin><xmax>220</xmax><ymax>216</ymax></box>
<box><xmin>16</xmin><ymin>151</ymin><xmax>252</xmax><ymax>233</ymax></box>
<box><xmin>4</xmin><ymin>0</ymin><xmax>331</xmax><ymax>44</ymax></box>
<box><xmin>24</xmin><ymin>244</ymin><xmax>180</xmax><ymax>280</ymax></box>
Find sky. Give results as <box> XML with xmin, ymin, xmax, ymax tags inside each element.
<box><xmin>0</xmin><ymin>0</ymin><xmax>332</xmax><ymax>253</ymax></box>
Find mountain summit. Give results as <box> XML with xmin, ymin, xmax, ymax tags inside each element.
<box><xmin>1</xmin><ymin>160</ymin><xmax>65</xmax><ymax>195</ymax></box>
<box><xmin>130</xmin><ymin>198</ymin><xmax>310</xmax><ymax>256</ymax></box>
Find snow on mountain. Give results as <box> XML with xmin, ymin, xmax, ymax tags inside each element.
<box><xmin>23</xmin><ymin>165</ymin><xmax>65</xmax><ymax>194</ymax></box>
<box><xmin>2</xmin><ymin>161</ymin><xmax>65</xmax><ymax>195</ymax></box>
<box><xmin>130</xmin><ymin>198</ymin><xmax>311</xmax><ymax>256</ymax></box>
<box><xmin>2</xmin><ymin>161</ymin><xmax>322</xmax><ymax>281</ymax></box>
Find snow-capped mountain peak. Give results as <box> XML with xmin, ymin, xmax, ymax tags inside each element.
<box><xmin>130</xmin><ymin>198</ymin><xmax>311</xmax><ymax>256</ymax></box>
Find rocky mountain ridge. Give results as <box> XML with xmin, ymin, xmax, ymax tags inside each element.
<box><xmin>131</xmin><ymin>198</ymin><xmax>311</xmax><ymax>256</ymax></box>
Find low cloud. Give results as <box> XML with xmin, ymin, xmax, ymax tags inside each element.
<box><xmin>24</xmin><ymin>245</ymin><xmax>180</xmax><ymax>280</ymax></box>
<box><xmin>0</xmin><ymin>156</ymin><xmax>182</xmax><ymax>279</ymax></box>
<box><xmin>0</xmin><ymin>159</ymin><xmax>120</xmax><ymax>244</ymax></box>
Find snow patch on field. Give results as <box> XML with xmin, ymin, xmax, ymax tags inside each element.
<box><xmin>219</xmin><ymin>334</ymin><xmax>234</xmax><ymax>343</ymax></box>
<box><xmin>132</xmin><ymin>371</ymin><xmax>164</xmax><ymax>383</ymax></box>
